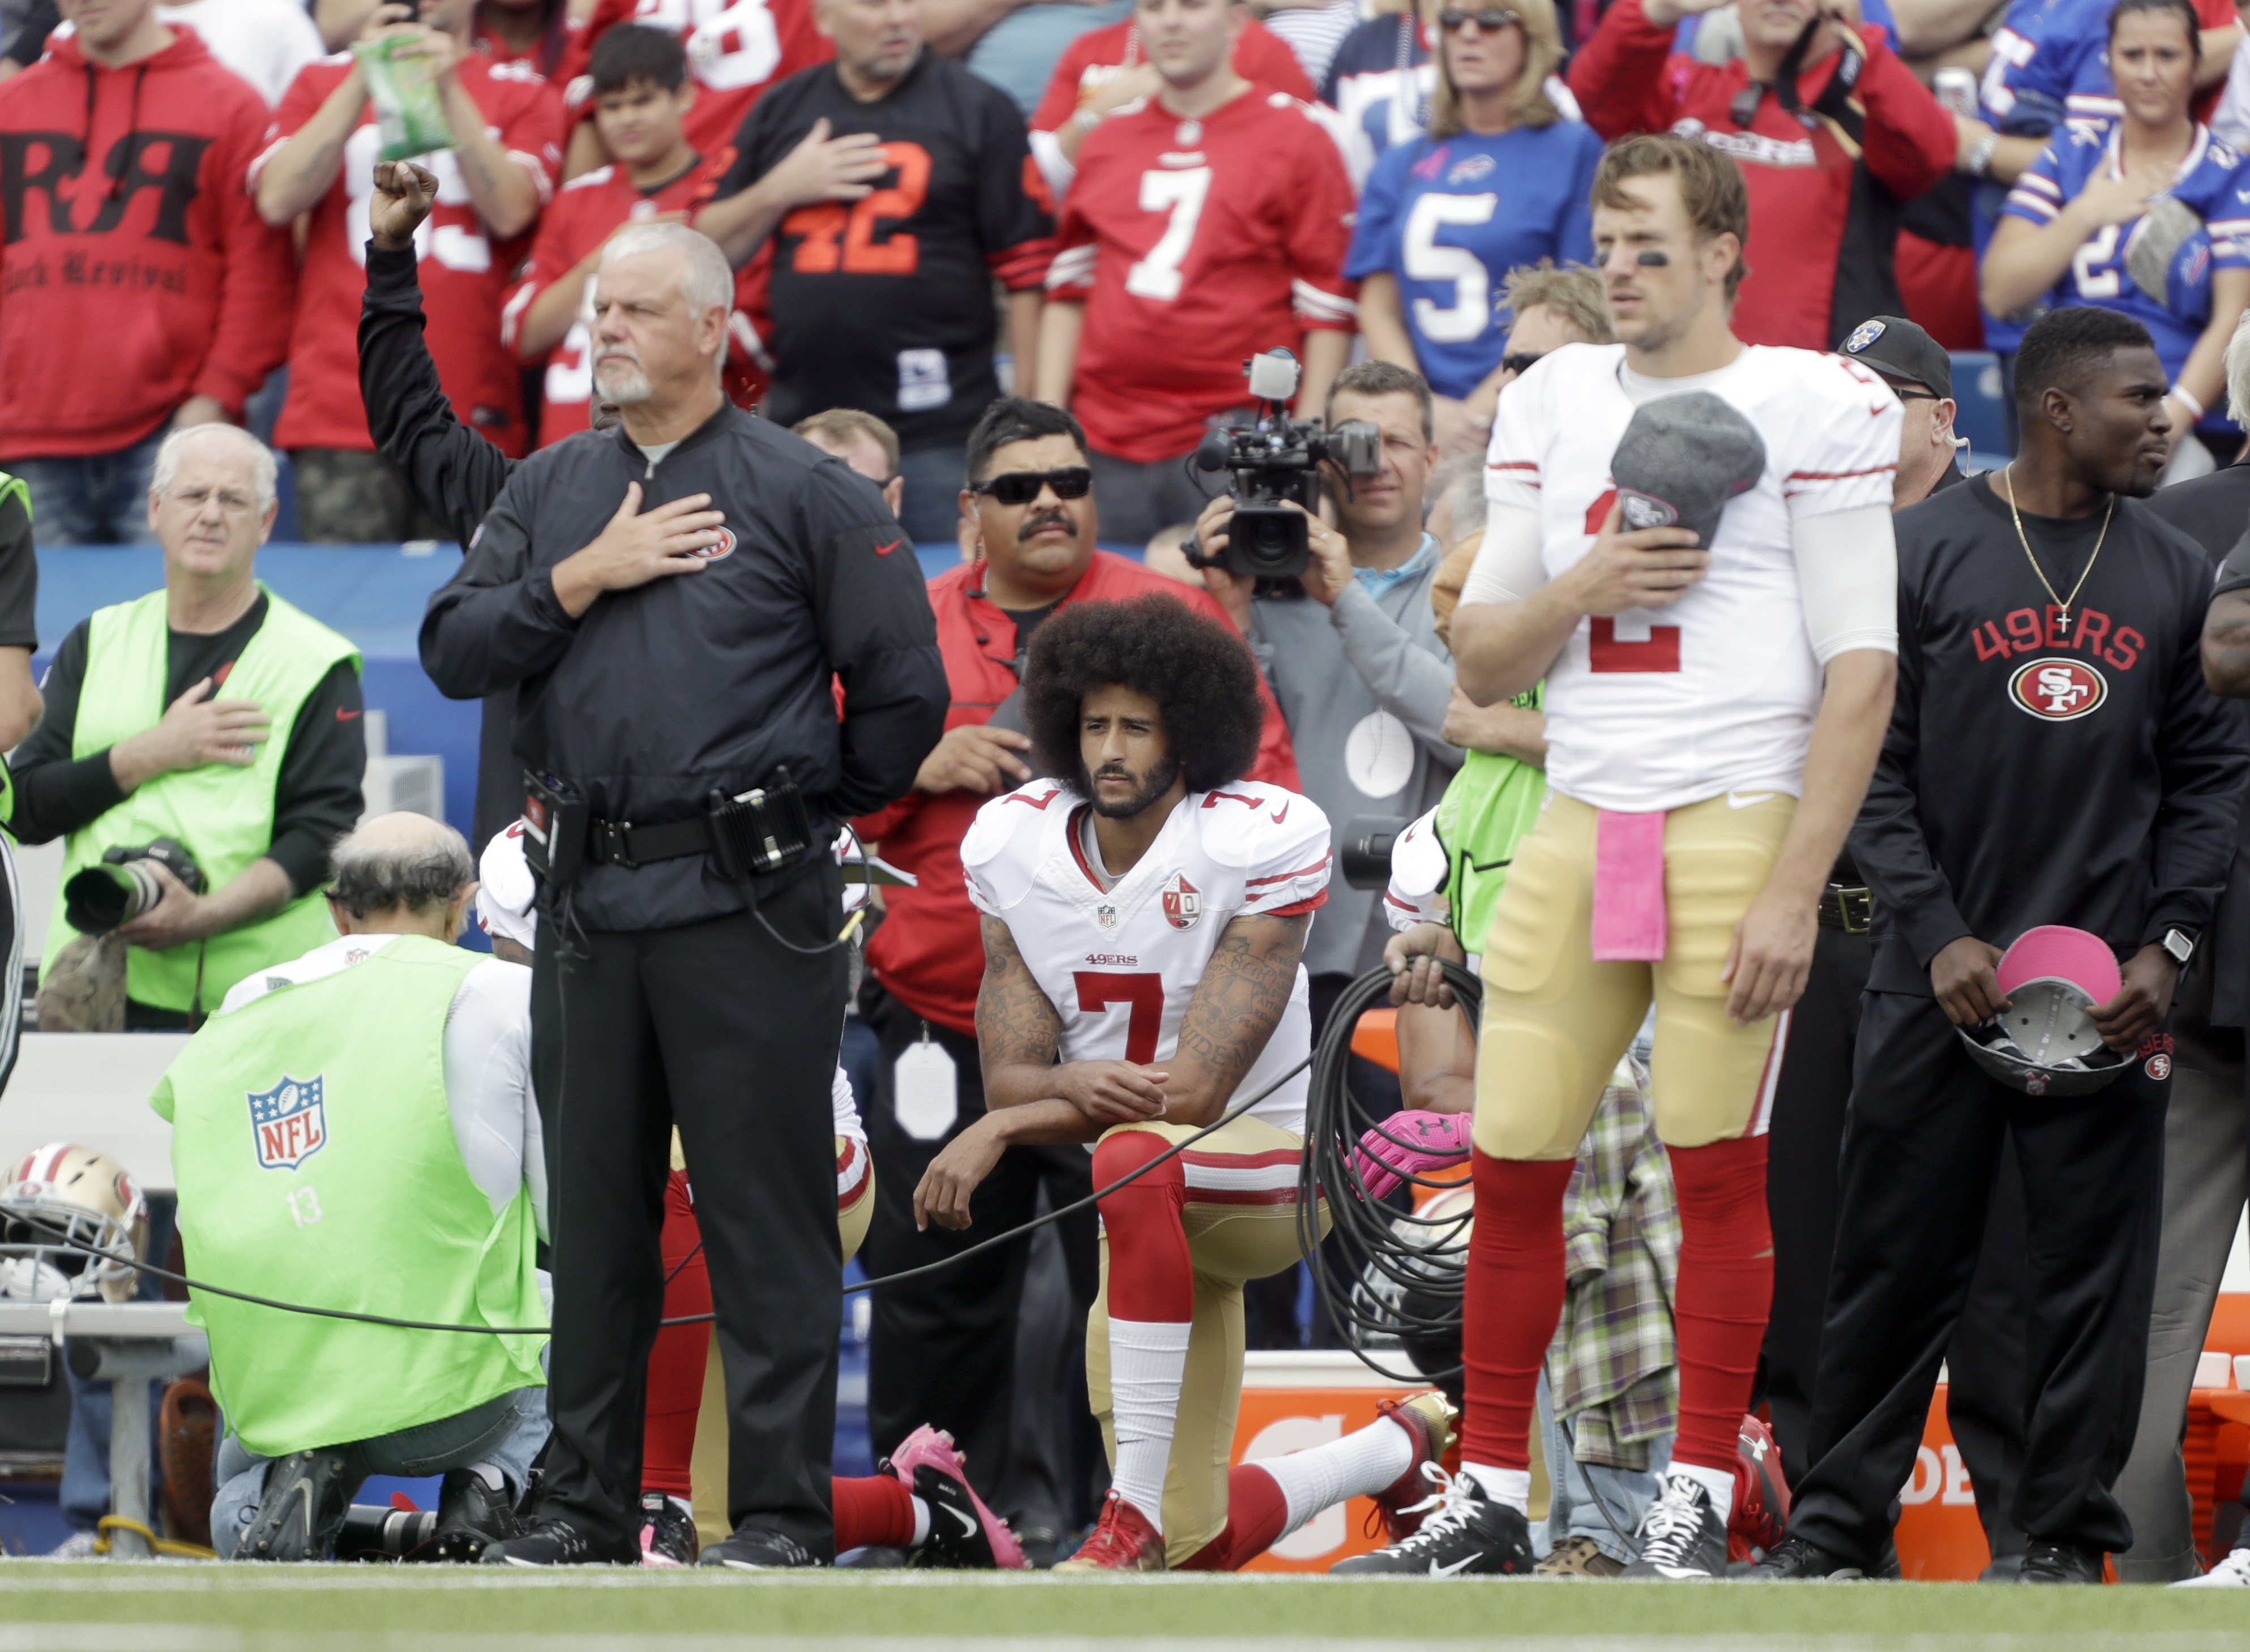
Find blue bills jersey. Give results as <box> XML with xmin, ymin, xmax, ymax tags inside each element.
<box><xmin>2003</xmin><ymin>121</ymin><xmax>2250</xmax><ymax>414</ymax></box>
<box><xmin>1344</xmin><ymin>125</ymin><xmax>1602</xmax><ymax>399</ymax></box>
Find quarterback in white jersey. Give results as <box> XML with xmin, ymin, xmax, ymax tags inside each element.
<box><xmin>1343</xmin><ymin>136</ymin><xmax>1901</xmax><ymax>1585</ymax></box>
<box><xmin>917</xmin><ymin>594</ymin><xmax>1455</xmax><ymax>1576</ymax></box>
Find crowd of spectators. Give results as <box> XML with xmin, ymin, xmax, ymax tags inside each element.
<box><xmin>0</xmin><ymin>0</ymin><xmax>2245</xmax><ymax>548</ymax></box>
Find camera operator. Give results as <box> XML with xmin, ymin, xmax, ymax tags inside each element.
<box><xmin>11</xmin><ymin>425</ymin><xmax>365</xmax><ymax>1031</ymax></box>
<box><xmin>157</xmin><ymin>813</ymin><xmax>548</xmax><ymax>1565</ymax></box>
<box><xmin>1191</xmin><ymin>360</ymin><xmax>1459</xmax><ymax>1082</ymax></box>
<box><xmin>420</xmin><ymin>222</ymin><xmax>947</xmax><ymax>1569</ymax></box>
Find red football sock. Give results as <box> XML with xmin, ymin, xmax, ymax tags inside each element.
<box><xmin>832</xmin><ymin>1473</ymin><xmax>917</xmax><ymax>1552</ymax></box>
<box><xmin>1174</xmin><ymin>1465</ymin><xmax>1291</xmax><ymax>1572</ymax></box>
<box><xmin>1457</xmin><ymin>1150</ymin><xmax>1575</xmax><ymax>1473</ymax></box>
<box><xmin>1093</xmin><ymin>1129</ymin><xmax>1191</xmax><ymax>1322</ymax></box>
<box><xmin>1667</xmin><ymin>1134</ymin><xmax>1773</xmax><ymax>1474</ymax></box>
<box><xmin>641</xmin><ymin>1170</ymin><xmax>710</xmax><ymax>1500</ymax></box>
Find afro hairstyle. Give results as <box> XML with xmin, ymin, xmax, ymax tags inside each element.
<box><xmin>1023</xmin><ymin>594</ymin><xmax>1267</xmax><ymax>796</ymax></box>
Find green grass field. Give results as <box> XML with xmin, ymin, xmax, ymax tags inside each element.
<box><xmin>3</xmin><ymin>1566</ymin><xmax>2250</xmax><ymax>1651</ymax></box>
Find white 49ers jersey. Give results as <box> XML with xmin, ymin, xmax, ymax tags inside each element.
<box><xmin>962</xmin><ymin>780</ymin><xmax>1333</xmax><ymax>1134</ymax></box>
<box><xmin>1485</xmin><ymin>343</ymin><xmax>1900</xmax><ymax>811</ymax></box>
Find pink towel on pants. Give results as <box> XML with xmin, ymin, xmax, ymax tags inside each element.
<box><xmin>1593</xmin><ymin>808</ymin><xmax>1667</xmax><ymax>961</ymax></box>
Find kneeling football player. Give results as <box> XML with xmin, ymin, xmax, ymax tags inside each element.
<box><xmin>916</xmin><ymin>594</ymin><xmax>1452</xmax><ymax>1572</ymax></box>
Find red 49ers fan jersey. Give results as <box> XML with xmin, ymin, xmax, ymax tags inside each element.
<box><xmin>963</xmin><ymin>778</ymin><xmax>1331</xmax><ymax>1135</ymax></box>
<box><xmin>1046</xmin><ymin>88</ymin><xmax>1357</xmax><ymax>463</ymax></box>
<box><xmin>256</xmin><ymin>54</ymin><xmax>565</xmax><ymax>457</ymax></box>
<box><xmin>553</xmin><ymin>0</ymin><xmax>831</xmax><ymax>168</ymax></box>
<box><xmin>501</xmin><ymin>155</ymin><xmax>732</xmax><ymax>445</ymax></box>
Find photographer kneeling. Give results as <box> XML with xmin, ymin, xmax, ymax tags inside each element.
<box><xmin>1191</xmin><ymin>359</ymin><xmax>1461</xmax><ymax>1097</ymax></box>
<box><xmin>11</xmin><ymin>425</ymin><xmax>365</xmax><ymax>1030</ymax></box>
<box><xmin>154</xmin><ymin>814</ymin><xmax>549</xmax><ymax>1563</ymax></box>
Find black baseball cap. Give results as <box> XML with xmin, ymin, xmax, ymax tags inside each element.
<box><xmin>1610</xmin><ymin>392</ymin><xmax>1766</xmax><ymax>551</ymax></box>
<box><xmin>1841</xmin><ymin>315</ymin><xmax>1951</xmax><ymax>400</ymax></box>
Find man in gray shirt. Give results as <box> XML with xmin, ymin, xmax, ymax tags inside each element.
<box><xmin>1194</xmin><ymin>358</ymin><xmax>1459</xmax><ymax>1075</ymax></box>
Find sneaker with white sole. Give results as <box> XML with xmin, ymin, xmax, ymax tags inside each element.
<box><xmin>1620</xmin><ymin>1472</ymin><xmax>1729</xmax><ymax>1580</ymax></box>
<box><xmin>2175</xmin><ymin>1546</ymin><xmax>2250</xmax><ymax>1587</ymax></box>
<box><xmin>1327</xmin><ymin>1466</ymin><xmax>1535</xmax><ymax>1576</ymax></box>
<box><xmin>884</xmin><ymin>1424</ymin><xmax>1025</xmax><ymax>1570</ymax></box>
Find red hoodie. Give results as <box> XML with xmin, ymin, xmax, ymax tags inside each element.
<box><xmin>0</xmin><ymin>28</ymin><xmax>293</xmax><ymax>457</ymax></box>
<box><xmin>855</xmin><ymin>551</ymin><xmax>1302</xmax><ymax>1037</ymax></box>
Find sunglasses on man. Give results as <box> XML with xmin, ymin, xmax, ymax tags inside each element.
<box><xmin>970</xmin><ymin>467</ymin><xmax>1094</xmax><ymax>506</ymax></box>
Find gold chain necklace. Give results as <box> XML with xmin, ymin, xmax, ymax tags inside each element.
<box><xmin>2001</xmin><ymin>464</ymin><xmax>2112</xmax><ymax>638</ymax></box>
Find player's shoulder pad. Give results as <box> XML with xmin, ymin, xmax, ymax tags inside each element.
<box><xmin>1799</xmin><ymin>345</ymin><xmax>1897</xmax><ymax>412</ymax></box>
<box><xmin>1388</xmin><ymin>807</ymin><xmax>1447</xmax><ymax>901</ymax></box>
<box><xmin>1191</xmin><ymin>784</ymin><xmax>1331</xmax><ymax>872</ymax></box>
<box><xmin>562</xmin><ymin>165</ymin><xmax>615</xmax><ymax>192</ymax></box>
<box><xmin>962</xmin><ymin>778</ymin><xmax>1071</xmax><ymax>908</ymax></box>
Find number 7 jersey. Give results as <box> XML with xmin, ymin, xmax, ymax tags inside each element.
<box><xmin>1046</xmin><ymin>87</ymin><xmax>1358</xmax><ymax>463</ymax></box>
<box><xmin>962</xmin><ymin>780</ymin><xmax>1333</xmax><ymax>1135</ymax></box>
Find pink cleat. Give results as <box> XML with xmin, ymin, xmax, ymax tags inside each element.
<box><xmin>883</xmin><ymin>1424</ymin><xmax>1026</xmax><ymax>1569</ymax></box>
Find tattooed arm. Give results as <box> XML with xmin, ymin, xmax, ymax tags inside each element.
<box><xmin>978</xmin><ymin>915</ymin><xmax>1169</xmax><ymax>1125</ymax></box>
<box><xmin>1147</xmin><ymin>912</ymin><xmax>1311</xmax><ymax>1128</ymax></box>
<box><xmin>919</xmin><ymin>915</ymin><xmax>1171</xmax><ymax>1232</ymax></box>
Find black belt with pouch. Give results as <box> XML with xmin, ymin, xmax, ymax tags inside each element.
<box><xmin>1818</xmin><ymin>885</ymin><xmax>1873</xmax><ymax>934</ymax></box>
<box><xmin>524</xmin><ymin>767</ymin><xmax>815</xmax><ymax>883</ymax></box>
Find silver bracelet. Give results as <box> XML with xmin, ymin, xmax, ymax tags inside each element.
<box><xmin>1965</xmin><ymin>132</ymin><xmax>1999</xmax><ymax>178</ymax></box>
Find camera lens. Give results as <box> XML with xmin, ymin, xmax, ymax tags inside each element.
<box><xmin>1236</xmin><ymin>510</ymin><xmax>1302</xmax><ymax>573</ymax></box>
<box><xmin>61</xmin><ymin>860</ymin><xmax>164</xmax><ymax>936</ymax></box>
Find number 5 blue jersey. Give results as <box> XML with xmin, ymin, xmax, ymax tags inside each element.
<box><xmin>2002</xmin><ymin>121</ymin><xmax>2250</xmax><ymax>395</ymax></box>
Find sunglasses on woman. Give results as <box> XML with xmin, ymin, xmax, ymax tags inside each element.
<box><xmin>1439</xmin><ymin>7</ymin><xmax>1522</xmax><ymax>31</ymax></box>
<box><xmin>971</xmin><ymin>467</ymin><xmax>1094</xmax><ymax>506</ymax></box>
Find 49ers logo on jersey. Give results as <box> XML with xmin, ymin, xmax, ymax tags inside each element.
<box><xmin>1161</xmin><ymin>872</ymin><xmax>1202</xmax><ymax>930</ymax></box>
<box><xmin>688</xmin><ymin>527</ymin><xmax>737</xmax><ymax>562</ymax></box>
<box><xmin>2008</xmin><ymin>657</ymin><xmax>2107</xmax><ymax>721</ymax></box>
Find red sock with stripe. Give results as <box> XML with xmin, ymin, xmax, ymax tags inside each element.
<box><xmin>1457</xmin><ymin>1150</ymin><xmax>1575</xmax><ymax>1479</ymax></box>
<box><xmin>1667</xmin><ymin>1133</ymin><xmax>1773</xmax><ymax>1475</ymax></box>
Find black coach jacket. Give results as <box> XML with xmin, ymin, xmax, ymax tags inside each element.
<box><xmin>420</xmin><ymin>401</ymin><xmax>947</xmax><ymax>932</ymax></box>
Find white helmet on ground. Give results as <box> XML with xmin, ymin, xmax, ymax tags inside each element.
<box><xmin>0</xmin><ymin>1142</ymin><xmax>147</xmax><ymax>1303</ymax></box>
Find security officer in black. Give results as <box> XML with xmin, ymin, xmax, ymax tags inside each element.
<box><xmin>420</xmin><ymin>221</ymin><xmax>947</xmax><ymax>1568</ymax></box>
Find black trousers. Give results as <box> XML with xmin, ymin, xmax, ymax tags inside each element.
<box><xmin>1761</xmin><ymin>928</ymin><xmax>2031</xmax><ymax>1560</ymax></box>
<box><xmin>531</xmin><ymin>868</ymin><xmax>846</xmax><ymax>1555</ymax></box>
<box><xmin>1789</xmin><ymin>990</ymin><xmax>2168</xmax><ymax>1561</ymax></box>
<box><xmin>859</xmin><ymin>982</ymin><xmax>1098</xmax><ymax>1488</ymax></box>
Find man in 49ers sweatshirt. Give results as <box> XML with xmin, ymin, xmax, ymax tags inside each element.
<box><xmin>0</xmin><ymin>0</ymin><xmax>292</xmax><ymax>542</ymax></box>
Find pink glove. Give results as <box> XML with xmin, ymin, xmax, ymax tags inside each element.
<box><xmin>1351</xmin><ymin>1110</ymin><xmax>1472</xmax><ymax>1200</ymax></box>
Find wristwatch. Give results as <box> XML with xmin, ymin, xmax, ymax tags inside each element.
<box><xmin>2162</xmin><ymin>927</ymin><xmax>2196</xmax><ymax>967</ymax></box>
<box><xmin>1964</xmin><ymin>132</ymin><xmax>1999</xmax><ymax>178</ymax></box>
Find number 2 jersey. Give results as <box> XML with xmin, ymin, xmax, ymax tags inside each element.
<box><xmin>1046</xmin><ymin>87</ymin><xmax>1358</xmax><ymax>463</ymax></box>
<box><xmin>961</xmin><ymin>779</ymin><xmax>1333</xmax><ymax>1136</ymax></box>
<box><xmin>2003</xmin><ymin>121</ymin><xmax>2250</xmax><ymax>401</ymax></box>
<box><xmin>1483</xmin><ymin>342</ymin><xmax>1900</xmax><ymax>812</ymax></box>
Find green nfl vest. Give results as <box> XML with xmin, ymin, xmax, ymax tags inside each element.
<box><xmin>44</xmin><ymin>587</ymin><xmax>361</xmax><ymax>1015</ymax></box>
<box><xmin>1436</xmin><ymin>684</ymin><xmax>1548</xmax><ymax>957</ymax></box>
<box><xmin>149</xmin><ymin>935</ymin><xmax>546</xmax><ymax>1457</ymax></box>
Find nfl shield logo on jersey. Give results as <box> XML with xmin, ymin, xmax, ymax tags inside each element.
<box><xmin>1097</xmin><ymin>902</ymin><xmax>1119</xmax><ymax>930</ymax></box>
<box><xmin>1161</xmin><ymin>872</ymin><xmax>1203</xmax><ymax>931</ymax></box>
<box><xmin>249</xmin><ymin>1076</ymin><xmax>328</xmax><ymax>1171</ymax></box>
